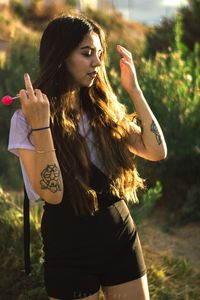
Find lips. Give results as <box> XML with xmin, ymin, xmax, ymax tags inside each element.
<box><xmin>87</xmin><ymin>71</ymin><xmax>97</xmax><ymax>78</ymax></box>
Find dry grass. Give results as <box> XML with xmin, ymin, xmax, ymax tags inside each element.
<box><xmin>139</xmin><ymin>211</ymin><xmax>200</xmax><ymax>300</ymax></box>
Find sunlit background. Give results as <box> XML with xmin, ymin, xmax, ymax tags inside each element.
<box><xmin>0</xmin><ymin>0</ymin><xmax>189</xmax><ymax>24</ymax></box>
<box><xmin>107</xmin><ymin>0</ymin><xmax>189</xmax><ymax>24</ymax></box>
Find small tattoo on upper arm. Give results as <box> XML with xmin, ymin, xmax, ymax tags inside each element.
<box><xmin>40</xmin><ymin>164</ymin><xmax>62</xmax><ymax>193</ymax></box>
<box><xmin>150</xmin><ymin>120</ymin><xmax>162</xmax><ymax>145</ymax></box>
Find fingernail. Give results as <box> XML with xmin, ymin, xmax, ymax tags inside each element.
<box><xmin>24</xmin><ymin>73</ymin><xmax>29</xmax><ymax>78</ymax></box>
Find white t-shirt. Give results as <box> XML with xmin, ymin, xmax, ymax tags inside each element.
<box><xmin>8</xmin><ymin>109</ymin><xmax>105</xmax><ymax>203</ymax></box>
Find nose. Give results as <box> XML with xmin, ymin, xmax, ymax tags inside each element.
<box><xmin>92</xmin><ymin>54</ymin><xmax>101</xmax><ymax>67</ymax></box>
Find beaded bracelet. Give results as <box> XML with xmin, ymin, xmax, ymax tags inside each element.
<box><xmin>31</xmin><ymin>126</ymin><xmax>50</xmax><ymax>132</ymax></box>
<box><xmin>35</xmin><ymin>148</ymin><xmax>56</xmax><ymax>154</ymax></box>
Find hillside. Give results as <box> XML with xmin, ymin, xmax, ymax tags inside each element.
<box><xmin>0</xmin><ymin>6</ymin><xmax>39</xmax><ymax>51</ymax></box>
<box><xmin>0</xmin><ymin>4</ymin><xmax>148</xmax><ymax>54</ymax></box>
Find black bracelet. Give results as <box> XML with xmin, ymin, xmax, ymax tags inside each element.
<box><xmin>31</xmin><ymin>126</ymin><xmax>50</xmax><ymax>131</ymax></box>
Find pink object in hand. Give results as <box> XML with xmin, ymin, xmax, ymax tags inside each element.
<box><xmin>1</xmin><ymin>95</ymin><xmax>19</xmax><ymax>106</ymax></box>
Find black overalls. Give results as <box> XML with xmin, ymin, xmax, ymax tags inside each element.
<box><xmin>41</xmin><ymin>162</ymin><xmax>146</xmax><ymax>299</ymax></box>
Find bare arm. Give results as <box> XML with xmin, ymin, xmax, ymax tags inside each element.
<box><xmin>18</xmin><ymin>130</ymin><xmax>63</xmax><ymax>204</ymax></box>
<box><xmin>127</xmin><ymin>88</ymin><xmax>167</xmax><ymax>161</ymax></box>
<box><xmin>117</xmin><ymin>44</ymin><xmax>167</xmax><ymax>161</ymax></box>
<box><xmin>18</xmin><ymin>73</ymin><xmax>63</xmax><ymax>204</ymax></box>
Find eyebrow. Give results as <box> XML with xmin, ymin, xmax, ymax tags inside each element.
<box><xmin>80</xmin><ymin>46</ymin><xmax>103</xmax><ymax>52</ymax></box>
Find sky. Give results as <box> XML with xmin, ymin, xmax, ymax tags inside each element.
<box><xmin>109</xmin><ymin>0</ymin><xmax>188</xmax><ymax>25</ymax></box>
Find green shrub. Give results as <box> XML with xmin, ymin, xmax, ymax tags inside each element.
<box><xmin>0</xmin><ymin>147</ymin><xmax>22</xmax><ymax>190</ymax></box>
<box><xmin>0</xmin><ymin>186</ymin><xmax>46</xmax><ymax>299</ymax></box>
<box><xmin>10</xmin><ymin>0</ymin><xmax>30</xmax><ymax>20</ymax></box>
<box><xmin>129</xmin><ymin>181</ymin><xmax>163</xmax><ymax>224</ymax></box>
<box><xmin>0</xmin><ymin>32</ymin><xmax>39</xmax><ymax>135</ymax></box>
<box><xmin>180</xmin><ymin>185</ymin><xmax>200</xmax><ymax>223</ymax></box>
<box><xmin>0</xmin><ymin>33</ymin><xmax>39</xmax><ymax>190</ymax></box>
<box><xmin>132</xmin><ymin>16</ymin><xmax>200</xmax><ymax>219</ymax></box>
<box><xmin>144</xmin><ymin>0</ymin><xmax>200</xmax><ymax>57</ymax></box>
<box><xmin>136</xmin><ymin>47</ymin><xmax>200</xmax><ymax>157</ymax></box>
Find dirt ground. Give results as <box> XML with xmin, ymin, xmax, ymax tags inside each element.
<box><xmin>139</xmin><ymin>209</ymin><xmax>200</xmax><ymax>271</ymax></box>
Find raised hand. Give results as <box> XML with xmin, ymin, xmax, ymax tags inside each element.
<box><xmin>116</xmin><ymin>45</ymin><xmax>141</xmax><ymax>94</ymax></box>
<box><xmin>19</xmin><ymin>73</ymin><xmax>50</xmax><ymax>129</ymax></box>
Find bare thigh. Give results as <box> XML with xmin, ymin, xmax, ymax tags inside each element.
<box><xmin>49</xmin><ymin>290</ymin><xmax>100</xmax><ymax>300</ymax></box>
<box><xmin>101</xmin><ymin>274</ymin><xmax>150</xmax><ymax>300</ymax></box>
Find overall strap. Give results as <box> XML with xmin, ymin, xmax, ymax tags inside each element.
<box><xmin>23</xmin><ymin>185</ymin><xmax>31</xmax><ymax>275</ymax></box>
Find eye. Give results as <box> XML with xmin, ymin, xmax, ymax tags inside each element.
<box><xmin>83</xmin><ymin>51</ymin><xmax>92</xmax><ymax>57</ymax></box>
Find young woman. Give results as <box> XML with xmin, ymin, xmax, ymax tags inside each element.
<box><xmin>8</xmin><ymin>15</ymin><xmax>167</xmax><ymax>300</ymax></box>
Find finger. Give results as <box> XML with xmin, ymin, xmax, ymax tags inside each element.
<box><xmin>117</xmin><ymin>45</ymin><xmax>132</xmax><ymax>60</ymax></box>
<box><xmin>24</xmin><ymin>73</ymin><xmax>35</xmax><ymax>98</ymax></box>
<box><xmin>120</xmin><ymin>58</ymin><xmax>132</xmax><ymax>68</ymax></box>
<box><xmin>35</xmin><ymin>89</ymin><xmax>44</xmax><ymax>101</ymax></box>
<box><xmin>18</xmin><ymin>89</ymin><xmax>30</xmax><ymax>109</ymax></box>
<box><xmin>42</xmin><ymin>93</ymin><xmax>49</xmax><ymax>103</ymax></box>
<box><xmin>19</xmin><ymin>89</ymin><xmax>28</xmax><ymax>102</ymax></box>
<box><xmin>117</xmin><ymin>44</ymin><xmax>131</xmax><ymax>54</ymax></box>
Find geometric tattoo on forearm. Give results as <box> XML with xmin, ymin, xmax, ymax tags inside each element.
<box><xmin>150</xmin><ymin>120</ymin><xmax>162</xmax><ymax>145</ymax></box>
<box><xmin>40</xmin><ymin>164</ymin><xmax>62</xmax><ymax>193</ymax></box>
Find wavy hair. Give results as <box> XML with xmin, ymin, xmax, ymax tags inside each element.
<box><xmin>33</xmin><ymin>14</ymin><xmax>144</xmax><ymax>216</ymax></box>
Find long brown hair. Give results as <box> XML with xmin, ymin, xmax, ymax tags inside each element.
<box><xmin>33</xmin><ymin>14</ymin><xmax>144</xmax><ymax>216</ymax></box>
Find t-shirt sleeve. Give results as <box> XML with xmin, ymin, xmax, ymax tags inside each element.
<box><xmin>8</xmin><ymin>109</ymin><xmax>41</xmax><ymax>203</ymax></box>
<box><xmin>8</xmin><ymin>109</ymin><xmax>35</xmax><ymax>156</ymax></box>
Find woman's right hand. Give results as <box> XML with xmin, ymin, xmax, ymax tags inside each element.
<box><xmin>19</xmin><ymin>73</ymin><xmax>50</xmax><ymax>129</ymax></box>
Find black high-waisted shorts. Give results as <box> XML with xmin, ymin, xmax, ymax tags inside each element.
<box><xmin>41</xmin><ymin>199</ymin><xmax>147</xmax><ymax>299</ymax></box>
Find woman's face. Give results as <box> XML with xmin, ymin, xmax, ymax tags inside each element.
<box><xmin>65</xmin><ymin>32</ymin><xmax>103</xmax><ymax>88</ymax></box>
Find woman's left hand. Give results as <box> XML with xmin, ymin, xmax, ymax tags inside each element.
<box><xmin>116</xmin><ymin>45</ymin><xmax>140</xmax><ymax>94</ymax></box>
